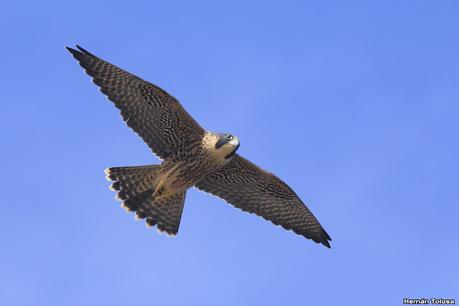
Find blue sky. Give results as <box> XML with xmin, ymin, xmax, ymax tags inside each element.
<box><xmin>1</xmin><ymin>1</ymin><xmax>458</xmax><ymax>305</ymax></box>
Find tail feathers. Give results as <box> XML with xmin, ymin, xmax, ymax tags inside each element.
<box><xmin>105</xmin><ymin>165</ymin><xmax>186</xmax><ymax>236</ymax></box>
<box><xmin>145</xmin><ymin>192</ymin><xmax>186</xmax><ymax>235</ymax></box>
<box><xmin>106</xmin><ymin>165</ymin><xmax>160</xmax><ymax>201</ymax></box>
<box><xmin>105</xmin><ymin>165</ymin><xmax>154</xmax><ymax>180</ymax></box>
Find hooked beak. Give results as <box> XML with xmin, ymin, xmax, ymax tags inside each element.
<box><xmin>226</xmin><ymin>138</ymin><xmax>240</xmax><ymax>159</ymax></box>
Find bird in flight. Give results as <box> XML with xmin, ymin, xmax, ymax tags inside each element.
<box><xmin>67</xmin><ymin>45</ymin><xmax>332</xmax><ymax>248</ymax></box>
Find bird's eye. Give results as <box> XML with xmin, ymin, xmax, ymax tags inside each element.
<box><xmin>225</xmin><ymin>134</ymin><xmax>233</xmax><ymax>140</ymax></box>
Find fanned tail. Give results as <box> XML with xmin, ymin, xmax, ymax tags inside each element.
<box><xmin>105</xmin><ymin>165</ymin><xmax>186</xmax><ymax>236</ymax></box>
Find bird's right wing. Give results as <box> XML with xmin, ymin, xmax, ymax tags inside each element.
<box><xmin>67</xmin><ymin>45</ymin><xmax>205</xmax><ymax>160</ymax></box>
<box><xmin>195</xmin><ymin>155</ymin><xmax>332</xmax><ymax>247</ymax></box>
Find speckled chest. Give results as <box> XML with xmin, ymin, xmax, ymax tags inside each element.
<box><xmin>159</xmin><ymin>133</ymin><xmax>229</xmax><ymax>191</ymax></box>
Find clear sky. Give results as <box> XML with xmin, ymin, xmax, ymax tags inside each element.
<box><xmin>1</xmin><ymin>1</ymin><xmax>458</xmax><ymax>305</ymax></box>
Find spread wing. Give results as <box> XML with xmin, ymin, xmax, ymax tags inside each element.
<box><xmin>67</xmin><ymin>45</ymin><xmax>205</xmax><ymax>160</ymax></box>
<box><xmin>195</xmin><ymin>155</ymin><xmax>332</xmax><ymax>248</ymax></box>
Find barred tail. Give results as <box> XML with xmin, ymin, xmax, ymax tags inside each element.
<box><xmin>105</xmin><ymin>165</ymin><xmax>186</xmax><ymax>236</ymax></box>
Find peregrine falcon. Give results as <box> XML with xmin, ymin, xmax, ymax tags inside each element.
<box><xmin>67</xmin><ymin>45</ymin><xmax>332</xmax><ymax>248</ymax></box>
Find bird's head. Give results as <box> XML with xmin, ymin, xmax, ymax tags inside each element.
<box><xmin>202</xmin><ymin>132</ymin><xmax>240</xmax><ymax>162</ymax></box>
<box><xmin>214</xmin><ymin>133</ymin><xmax>240</xmax><ymax>160</ymax></box>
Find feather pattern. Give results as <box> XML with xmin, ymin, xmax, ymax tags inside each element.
<box><xmin>66</xmin><ymin>45</ymin><xmax>204</xmax><ymax>160</ymax></box>
<box><xmin>67</xmin><ymin>45</ymin><xmax>331</xmax><ymax>247</ymax></box>
<box><xmin>195</xmin><ymin>155</ymin><xmax>332</xmax><ymax>248</ymax></box>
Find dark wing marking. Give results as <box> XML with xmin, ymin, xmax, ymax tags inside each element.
<box><xmin>195</xmin><ymin>155</ymin><xmax>332</xmax><ymax>248</ymax></box>
<box><xmin>67</xmin><ymin>45</ymin><xmax>205</xmax><ymax>160</ymax></box>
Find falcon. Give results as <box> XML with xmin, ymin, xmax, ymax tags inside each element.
<box><xmin>67</xmin><ymin>45</ymin><xmax>332</xmax><ymax>248</ymax></box>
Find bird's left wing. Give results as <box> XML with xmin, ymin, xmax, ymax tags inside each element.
<box><xmin>195</xmin><ymin>155</ymin><xmax>332</xmax><ymax>247</ymax></box>
<box><xmin>67</xmin><ymin>45</ymin><xmax>205</xmax><ymax>160</ymax></box>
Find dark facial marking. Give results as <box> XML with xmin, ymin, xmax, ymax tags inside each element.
<box><xmin>225</xmin><ymin>143</ymin><xmax>240</xmax><ymax>159</ymax></box>
<box><xmin>215</xmin><ymin>136</ymin><xmax>228</xmax><ymax>149</ymax></box>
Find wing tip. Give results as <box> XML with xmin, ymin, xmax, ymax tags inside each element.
<box><xmin>66</xmin><ymin>45</ymin><xmax>88</xmax><ymax>63</ymax></box>
<box><xmin>315</xmin><ymin>229</ymin><xmax>332</xmax><ymax>248</ymax></box>
<box><xmin>65</xmin><ymin>45</ymin><xmax>80</xmax><ymax>56</ymax></box>
<box><xmin>321</xmin><ymin>239</ymin><xmax>332</xmax><ymax>249</ymax></box>
<box><xmin>66</xmin><ymin>44</ymin><xmax>96</xmax><ymax>60</ymax></box>
<box><xmin>75</xmin><ymin>44</ymin><xmax>95</xmax><ymax>57</ymax></box>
